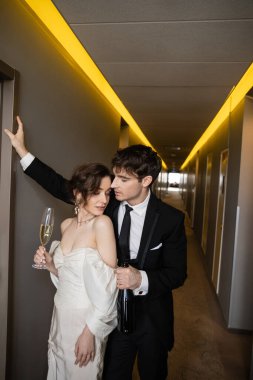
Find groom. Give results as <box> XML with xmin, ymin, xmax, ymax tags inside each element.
<box><xmin>5</xmin><ymin>118</ymin><xmax>187</xmax><ymax>380</ymax></box>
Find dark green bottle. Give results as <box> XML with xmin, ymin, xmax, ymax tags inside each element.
<box><xmin>117</xmin><ymin>262</ymin><xmax>134</xmax><ymax>334</ymax></box>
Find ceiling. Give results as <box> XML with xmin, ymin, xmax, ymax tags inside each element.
<box><xmin>52</xmin><ymin>0</ymin><xmax>253</xmax><ymax>169</ymax></box>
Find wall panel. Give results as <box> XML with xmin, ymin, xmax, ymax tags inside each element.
<box><xmin>181</xmin><ymin>95</ymin><xmax>253</xmax><ymax>330</ymax></box>
<box><xmin>0</xmin><ymin>1</ymin><xmax>120</xmax><ymax>378</ymax></box>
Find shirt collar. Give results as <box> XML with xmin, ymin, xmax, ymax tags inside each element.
<box><xmin>122</xmin><ymin>190</ymin><xmax>151</xmax><ymax>216</ymax></box>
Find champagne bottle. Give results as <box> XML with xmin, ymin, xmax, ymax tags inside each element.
<box><xmin>117</xmin><ymin>262</ymin><xmax>134</xmax><ymax>334</ymax></box>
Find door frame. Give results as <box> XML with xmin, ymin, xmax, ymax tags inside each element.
<box><xmin>0</xmin><ymin>60</ymin><xmax>18</xmax><ymax>379</ymax></box>
<box><xmin>212</xmin><ymin>148</ymin><xmax>229</xmax><ymax>293</ymax></box>
<box><xmin>201</xmin><ymin>153</ymin><xmax>212</xmax><ymax>254</ymax></box>
<box><xmin>190</xmin><ymin>152</ymin><xmax>199</xmax><ymax>227</ymax></box>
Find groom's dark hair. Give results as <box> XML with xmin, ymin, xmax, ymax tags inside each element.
<box><xmin>111</xmin><ymin>144</ymin><xmax>161</xmax><ymax>184</ymax></box>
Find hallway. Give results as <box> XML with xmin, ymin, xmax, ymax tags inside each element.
<box><xmin>134</xmin><ymin>189</ymin><xmax>252</xmax><ymax>380</ymax></box>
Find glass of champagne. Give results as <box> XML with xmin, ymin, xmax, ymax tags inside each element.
<box><xmin>32</xmin><ymin>207</ymin><xmax>54</xmax><ymax>269</ymax></box>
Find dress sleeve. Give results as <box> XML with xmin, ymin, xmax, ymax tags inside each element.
<box><xmin>83</xmin><ymin>251</ymin><xmax>118</xmax><ymax>339</ymax></box>
<box><xmin>48</xmin><ymin>240</ymin><xmax>61</xmax><ymax>288</ymax></box>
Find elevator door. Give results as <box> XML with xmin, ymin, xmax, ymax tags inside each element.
<box><xmin>212</xmin><ymin>149</ymin><xmax>228</xmax><ymax>292</ymax></box>
<box><xmin>201</xmin><ymin>154</ymin><xmax>212</xmax><ymax>254</ymax></box>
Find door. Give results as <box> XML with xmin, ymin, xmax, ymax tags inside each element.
<box><xmin>190</xmin><ymin>153</ymin><xmax>199</xmax><ymax>227</ymax></box>
<box><xmin>201</xmin><ymin>154</ymin><xmax>212</xmax><ymax>254</ymax></box>
<box><xmin>212</xmin><ymin>149</ymin><xmax>229</xmax><ymax>292</ymax></box>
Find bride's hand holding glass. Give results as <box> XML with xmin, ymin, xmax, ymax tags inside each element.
<box><xmin>34</xmin><ymin>246</ymin><xmax>53</xmax><ymax>270</ymax></box>
<box><xmin>32</xmin><ymin>207</ymin><xmax>54</xmax><ymax>269</ymax></box>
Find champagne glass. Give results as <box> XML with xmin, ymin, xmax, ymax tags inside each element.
<box><xmin>32</xmin><ymin>207</ymin><xmax>54</xmax><ymax>269</ymax></box>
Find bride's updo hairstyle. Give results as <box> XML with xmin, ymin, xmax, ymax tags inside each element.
<box><xmin>69</xmin><ymin>163</ymin><xmax>111</xmax><ymax>205</ymax></box>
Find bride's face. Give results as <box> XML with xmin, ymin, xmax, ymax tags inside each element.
<box><xmin>78</xmin><ymin>176</ymin><xmax>111</xmax><ymax>216</ymax></box>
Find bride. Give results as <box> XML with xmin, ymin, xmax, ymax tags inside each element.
<box><xmin>34</xmin><ymin>163</ymin><xmax>118</xmax><ymax>379</ymax></box>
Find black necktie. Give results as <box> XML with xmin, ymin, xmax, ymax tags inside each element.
<box><xmin>118</xmin><ymin>205</ymin><xmax>133</xmax><ymax>262</ymax></box>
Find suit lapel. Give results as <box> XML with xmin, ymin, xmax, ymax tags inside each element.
<box><xmin>106</xmin><ymin>194</ymin><xmax>160</xmax><ymax>266</ymax></box>
<box><xmin>112</xmin><ymin>205</ymin><xmax>119</xmax><ymax>237</ymax></box>
<box><xmin>105</xmin><ymin>198</ymin><xmax>120</xmax><ymax>244</ymax></box>
<box><xmin>137</xmin><ymin>193</ymin><xmax>160</xmax><ymax>269</ymax></box>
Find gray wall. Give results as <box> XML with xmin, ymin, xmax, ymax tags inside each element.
<box><xmin>198</xmin><ymin>118</ymin><xmax>229</xmax><ymax>278</ymax></box>
<box><xmin>228</xmin><ymin>96</ymin><xmax>253</xmax><ymax>329</ymax></box>
<box><xmin>129</xmin><ymin>127</ymin><xmax>146</xmax><ymax>146</ymax></box>
<box><xmin>181</xmin><ymin>94</ymin><xmax>253</xmax><ymax>331</ymax></box>
<box><xmin>183</xmin><ymin>117</ymin><xmax>229</xmax><ymax>277</ymax></box>
<box><xmin>219</xmin><ymin>100</ymin><xmax>244</xmax><ymax>322</ymax></box>
<box><xmin>0</xmin><ymin>1</ymin><xmax>124</xmax><ymax>378</ymax></box>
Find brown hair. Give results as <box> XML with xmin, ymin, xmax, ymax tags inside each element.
<box><xmin>69</xmin><ymin>163</ymin><xmax>111</xmax><ymax>204</ymax></box>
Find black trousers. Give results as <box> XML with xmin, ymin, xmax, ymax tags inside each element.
<box><xmin>103</xmin><ymin>299</ymin><xmax>168</xmax><ymax>380</ymax></box>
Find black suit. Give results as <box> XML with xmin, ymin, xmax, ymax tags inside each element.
<box><xmin>25</xmin><ymin>158</ymin><xmax>187</xmax><ymax>379</ymax></box>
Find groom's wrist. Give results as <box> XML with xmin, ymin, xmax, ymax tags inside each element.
<box><xmin>20</xmin><ymin>152</ymin><xmax>35</xmax><ymax>170</ymax></box>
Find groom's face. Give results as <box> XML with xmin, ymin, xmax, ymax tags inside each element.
<box><xmin>111</xmin><ymin>167</ymin><xmax>151</xmax><ymax>206</ymax></box>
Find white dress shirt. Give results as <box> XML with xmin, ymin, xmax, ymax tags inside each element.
<box><xmin>20</xmin><ymin>152</ymin><xmax>35</xmax><ymax>170</ymax></box>
<box><xmin>118</xmin><ymin>192</ymin><xmax>150</xmax><ymax>296</ymax></box>
<box><xmin>20</xmin><ymin>152</ymin><xmax>150</xmax><ymax>295</ymax></box>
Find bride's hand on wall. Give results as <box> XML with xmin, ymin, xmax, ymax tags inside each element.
<box><xmin>4</xmin><ymin>115</ymin><xmax>28</xmax><ymax>158</ymax></box>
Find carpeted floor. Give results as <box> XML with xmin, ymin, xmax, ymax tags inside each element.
<box><xmin>133</xmin><ymin>188</ymin><xmax>252</xmax><ymax>380</ymax></box>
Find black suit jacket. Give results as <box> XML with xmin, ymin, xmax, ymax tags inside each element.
<box><xmin>25</xmin><ymin>158</ymin><xmax>187</xmax><ymax>350</ymax></box>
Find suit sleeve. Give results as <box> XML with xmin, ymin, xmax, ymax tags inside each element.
<box><xmin>24</xmin><ymin>157</ymin><xmax>72</xmax><ymax>204</ymax></box>
<box><xmin>146</xmin><ymin>212</ymin><xmax>187</xmax><ymax>297</ymax></box>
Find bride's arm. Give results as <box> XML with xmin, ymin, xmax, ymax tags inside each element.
<box><xmin>81</xmin><ymin>215</ymin><xmax>118</xmax><ymax>340</ymax></box>
<box><xmin>94</xmin><ymin>215</ymin><xmax>117</xmax><ymax>268</ymax></box>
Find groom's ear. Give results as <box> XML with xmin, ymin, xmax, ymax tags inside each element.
<box><xmin>142</xmin><ymin>176</ymin><xmax>153</xmax><ymax>188</ymax></box>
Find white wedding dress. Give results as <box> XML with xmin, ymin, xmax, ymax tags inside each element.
<box><xmin>47</xmin><ymin>241</ymin><xmax>118</xmax><ymax>380</ymax></box>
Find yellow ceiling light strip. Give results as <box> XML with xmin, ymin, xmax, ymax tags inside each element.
<box><xmin>181</xmin><ymin>63</ymin><xmax>253</xmax><ymax>169</ymax></box>
<box><xmin>23</xmin><ymin>0</ymin><xmax>167</xmax><ymax>169</ymax></box>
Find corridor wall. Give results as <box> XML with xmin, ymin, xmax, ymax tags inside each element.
<box><xmin>0</xmin><ymin>1</ymin><xmax>123</xmax><ymax>379</ymax></box>
<box><xmin>181</xmin><ymin>95</ymin><xmax>253</xmax><ymax>331</ymax></box>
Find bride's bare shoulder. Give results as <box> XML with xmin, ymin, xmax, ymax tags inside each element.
<box><xmin>61</xmin><ymin>217</ymin><xmax>74</xmax><ymax>233</ymax></box>
<box><xmin>93</xmin><ymin>214</ymin><xmax>112</xmax><ymax>228</ymax></box>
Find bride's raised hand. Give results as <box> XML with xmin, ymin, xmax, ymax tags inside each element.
<box><xmin>4</xmin><ymin>115</ymin><xmax>28</xmax><ymax>158</ymax></box>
